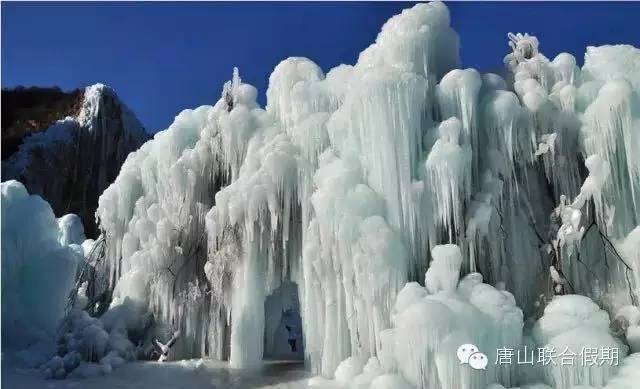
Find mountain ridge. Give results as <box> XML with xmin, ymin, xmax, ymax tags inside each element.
<box><xmin>2</xmin><ymin>83</ymin><xmax>149</xmax><ymax>237</ymax></box>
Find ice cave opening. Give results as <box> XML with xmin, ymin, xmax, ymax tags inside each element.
<box><xmin>264</xmin><ymin>281</ymin><xmax>305</xmax><ymax>361</ymax></box>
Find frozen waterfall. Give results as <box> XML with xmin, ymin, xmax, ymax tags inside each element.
<box><xmin>91</xmin><ymin>2</ymin><xmax>639</xmax><ymax>388</ymax></box>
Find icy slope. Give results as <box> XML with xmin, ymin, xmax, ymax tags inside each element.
<box><xmin>2</xmin><ymin>84</ymin><xmax>149</xmax><ymax>237</ymax></box>
<box><xmin>92</xmin><ymin>1</ymin><xmax>639</xmax><ymax>388</ymax></box>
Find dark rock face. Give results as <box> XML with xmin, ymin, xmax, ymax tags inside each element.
<box><xmin>2</xmin><ymin>84</ymin><xmax>149</xmax><ymax>237</ymax></box>
<box><xmin>1</xmin><ymin>86</ymin><xmax>85</xmax><ymax>158</ymax></box>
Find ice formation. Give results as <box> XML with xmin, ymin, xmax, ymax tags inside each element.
<box><xmin>2</xmin><ymin>84</ymin><xmax>148</xmax><ymax>236</ymax></box>
<box><xmin>603</xmin><ymin>353</ymin><xmax>640</xmax><ymax>389</ymax></box>
<box><xmin>1</xmin><ymin>181</ymin><xmax>83</xmax><ymax>349</ymax></box>
<box><xmin>531</xmin><ymin>295</ymin><xmax>628</xmax><ymax>388</ymax></box>
<box><xmin>386</xmin><ymin>246</ymin><xmax>523</xmax><ymax>389</ymax></box>
<box><xmin>4</xmin><ymin>1</ymin><xmax>635</xmax><ymax>388</ymax></box>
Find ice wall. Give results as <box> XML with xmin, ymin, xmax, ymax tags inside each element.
<box><xmin>97</xmin><ymin>102</ymin><xmax>226</xmax><ymax>360</ymax></box>
<box><xmin>93</xmin><ymin>1</ymin><xmax>640</xmax><ymax>387</ymax></box>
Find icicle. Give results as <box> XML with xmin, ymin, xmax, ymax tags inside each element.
<box><xmin>424</xmin><ymin>117</ymin><xmax>472</xmax><ymax>242</ymax></box>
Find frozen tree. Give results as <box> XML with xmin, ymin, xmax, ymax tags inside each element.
<box><xmin>505</xmin><ymin>32</ymin><xmax>540</xmax><ymax>69</ymax></box>
<box><xmin>221</xmin><ymin>67</ymin><xmax>241</xmax><ymax>112</ymax></box>
<box><xmin>151</xmin><ymin>330</ymin><xmax>181</xmax><ymax>362</ymax></box>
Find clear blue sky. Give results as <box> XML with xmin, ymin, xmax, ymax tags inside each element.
<box><xmin>2</xmin><ymin>2</ymin><xmax>639</xmax><ymax>133</ymax></box>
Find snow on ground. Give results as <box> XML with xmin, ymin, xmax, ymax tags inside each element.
<box><xmin>2</xmin><ymin>356</ymin><xmax>312</xmax><ymax>389</ymax></box>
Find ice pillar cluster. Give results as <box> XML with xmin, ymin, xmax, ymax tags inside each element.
<box><xmin>95</xmin><ymin>1</ymin><xmax>640</xmax><ymax>388</ymax></box>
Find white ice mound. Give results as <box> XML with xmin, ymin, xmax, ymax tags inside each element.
<box><xmin>1</xmin><ymin>180</ymin><xmax>83</xmax><ymax>348</ymax></box>
<box><xmin>372</xmin><ymin>244</ymin><xmax>523</xmax><ymax>389</ymax></box>
<box><xmin>424</xmin><ymin>243</ymin><xmax>464</xmax><ymax>293</ymax></box>
<box><xmin>532</xmin><ymin>294</ymin><xmax>628</xmax><ymax>389</ymax></box>
<box><xmin>58</xmin><ymin>214</ymin><xmax>86</xmax><ymax>246</ymax></box>
<box><xmin>582</xmin><ymin>45</ymin><xmax>640</xmax><ymax>90</ymax></box>
<box><xmin>604</xmin><ymin>353</ymin><xmax>640</xmax><ymax>389</ymax></box>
